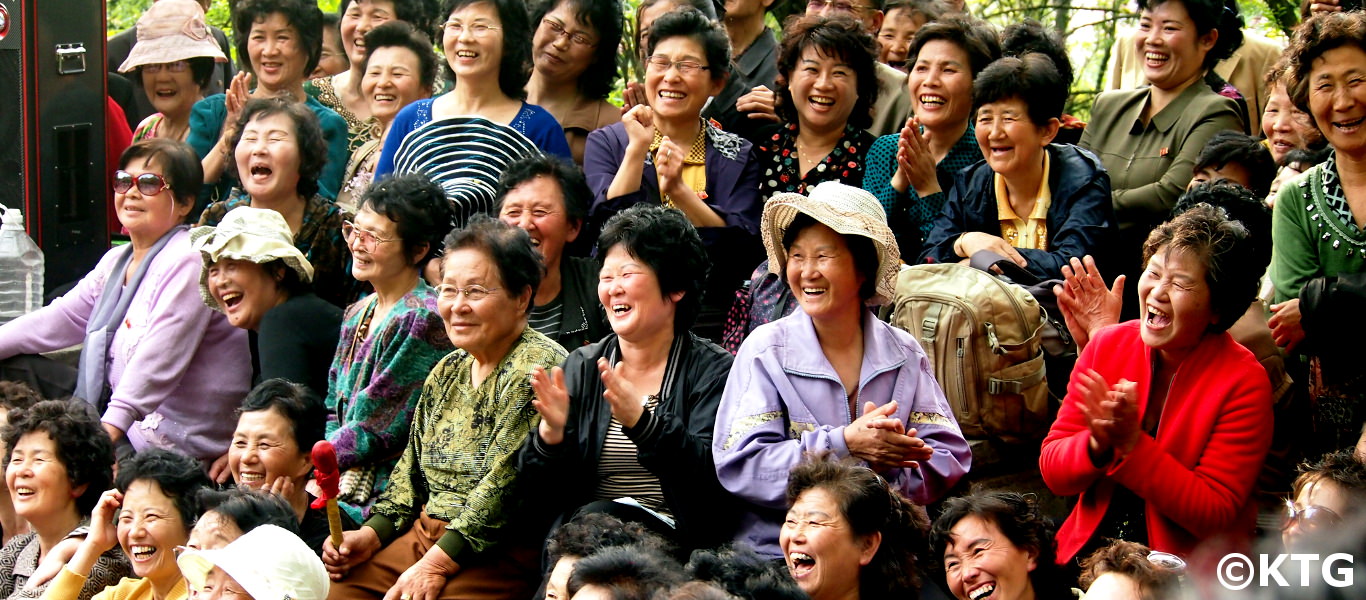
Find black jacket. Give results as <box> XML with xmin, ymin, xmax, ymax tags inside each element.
<box><xmin>516</xmin><ymin>332</ymin><xmax>740</xmax><ymax>551</ymax></box>
<box><xmin>920</xmin><ymin>144</ymin><xmax>1118</xmax><ymax>280</ymax></box>
<box><xmin>1300</xmin><ymin>272</ymin><xmax>1366</xmax><ymax>367</ymax></box>
<box><xmin>551</xmin><ymin>256</ymin><xmax>611</xmax><ymax>351</ymax></box>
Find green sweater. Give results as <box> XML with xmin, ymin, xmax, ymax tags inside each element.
<box><xmin>1272</xmin><ymin>157</ymin><xmax>1366</xmax><ymax>303</ymax></box>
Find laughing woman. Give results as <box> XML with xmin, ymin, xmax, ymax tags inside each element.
<box><xmin>525</xmin><ymin>0</ymin><xmax>624</xmax><ymax>166</ymax></box>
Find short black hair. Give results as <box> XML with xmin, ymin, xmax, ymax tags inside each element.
<box><xmin>908</xmin><ymin>15</ymin><xmax>1002</xmax><ymax>78</ymax></box>
<box><xmin>645</xmin><ymin>7</ymin><xmax>732</xmax><ymax>83</ymax></box>
<box><xmin>359</xmin><ymin>173</ymin><xmax>456</xmax><ymax>266</ymax></box>
<box><xmin>341</xmin><ymin>0</ymin><xmax>442</xmax><ymax>40</ymax></box>
<box><xmin>237</xmin><ymin>378</ymin><xmax>327</xmax><ymax>454</ymax></box>
<box><xmin>972</xmin><ymin>54</ymin><xmax>1066</xmax><ymax>126</ymax></box>
<box><xmin>120</xmin><ymin>138</ymin><xmax>204</xmax><ymax>214</ymax></box>
<box><xmin>1000</xmin><ymin>19</ymin><xmax>1073</xmax><ymax>89</ymax></box>
<box><xmin>597</xmin><ymin>205</ymin><xmax>710</xmax><ymax>332</ymax></box>
<box><xmin>2</xmin><ymin>400</ymin><xmax>115</xmax><ymax>515</ymax></box>
<box><xmin>776</xmin><ymin>15</ymin><xmax>880</xmax><ymax>130</ymax></box>
<box><xmin>1135</xmin><ymin>0</ymin><xmax>1243</xmax><ymax>70</ymax></box>
<box><xmin>233</xmin><ymin>0</ymin><xmax>325</xmax><ymax>79</ymax></box>
<box><xmin>361</xmin><ymin>21</ymin><xmax>441</xmax><ymax>93</ymax></box>
<box><xmin>530</xmin><ymin>0</ymin><xmax>624</xmax><ymax>100</ymax></box>
<box><xmin>1143</xmin><ymin>200</ymin><xmax>1262</xmax><ymax>334</ymax></box>
<box><xmin>230</xmin><ymin>98</ymin><xmax>329</xmax><ymax>199</ymax></box>
<box><xmin>495</xmin><ymin>154</ymin><xmax>592</xmax><ymax>226</ymax></box>
<box><xmin>930</xmin><ymin>492</ymin><xmax>1071</xmax><ymax>599</ymax></box>
<box><xmin>1191</xmin><ymin>131</ymin><xmax>1277</xmax><ymax>199</ymax></box>
<box><xmin>547</xmin><ymin>513</ymin><xmax>673</xmax><ymax>564</ymax></box>
<box><xmin>442</xmin><ymin>215</ymin><xmax>543</xmax><ymax>314</ymax></box>
<box><xmin>567</xmin><ymin>544</ymin><xmax>686</xmax><ymax>600</ymax></box>
<box><xmin>782</xmin><ymin>213</ymin><xmax>881</xmax><ymax>302</ymax></box>
<box><xmin>116</xmin><ymin>448</ymin><xmax>213</xmax><ymax>528</ymax></box>
<box><xmin>197</xmin><ymin>487</ymin><xmax>302</xmax><ymax>535</ymax></box>
<box><xmin>686</xmin><ymin>544</ymin><xmax>808</xmax><ymax>600</ymax></box>
<box><xmin>440</xmin><ymin>0</ymin><xmax>533</xmax><ymax>100</ymax></box>
<box><xmin>258</xmin><ymin>259</ymin><xmax>315</xmax><ymax>298</ymax></box>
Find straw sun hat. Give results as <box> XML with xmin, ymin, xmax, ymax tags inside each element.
<box><xmin>760</xmin><ymin>181</ymin><xmax>901</xmax><ymax>306</ymax></box>
<box><xmin>190</xmin><ymin>206</ymin><xmax>315</xmax><ymax>311</ymax></box>
<box><xmin>117</xmin><ymin>0</ymin><xmax>227</xmax><ymax>74</ymax></box>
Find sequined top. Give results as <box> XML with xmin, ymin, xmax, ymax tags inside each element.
<box><xmin>1272</xmin><ymin>154</ymin><xmax>1366</xmax><ymax>302</ymax></box>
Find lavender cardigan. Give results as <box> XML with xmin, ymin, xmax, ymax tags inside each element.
<box><xmin>0</xmin><ymin>229</ymin><xmax>251</xmax><ymax>461</ymax></box>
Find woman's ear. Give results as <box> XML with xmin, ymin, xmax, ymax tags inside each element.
<box><xmin>1198</xmin><ymin>28</ymin><xmax>1219</xmax><ymax>55</ymax></box>
<box><xmin>1025</xmin><ymin>546</ymin><xmax>1039</xmax><ymax>573</ymax></box>
<box><xmin>858</xmin><ymin>531</ymin><xmax>883</xmax><ymax>566</ymax></box>
<box><xmin>410</xmin><ymin>242</ymin><xmax>431</xmax><ymax>267</ymax></box>
<box><xmin>1040</xmin><ymin>118</ymin><xmax>1061</xmax><ymax>146</ymax></box>
<box><xmin>667</xmin><ymin>290</ymin><xmax>685</xmax><ymax>304</ymax></box>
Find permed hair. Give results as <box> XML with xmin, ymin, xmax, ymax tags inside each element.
<box><xmin>116</xmin><ymin>448</ymin><xmax>213</xmax><ymax>528</ymax></box>
<box><xmin>1000</xmin><ymin>19</ymin><xmax>1073</xmax><ymax>89</ymax></box>
<box><xmin>930</xmin><ymin>492</ymin><xmax>1071</xmax><ymax>600</ymax></box>
<box><xmin>495</xmin><ymin>154</ymin><xmax>592</xmax><ymax>226</ymax></box>
<box><xmin>120</xmin><ymin>138</ymin><xmax>205</xmax><ymax>213</ymax></box>
<box><xmin>547</xmin><ymin>513</ymin><xmax>673</xmax><ymax>564</ymax></box>
<box><xmin>442</xmin><ymin>214</ymin><xmax>544</xmax><ymax>315</ymax></box>
<box><xmin>361</xmin><ymin>20</ymin><xmax>441</xmax><ymax>94</ymax></box>
<box><xmin>1190</xmin><ymin>131</ymin><xmax>1277</xmax><ymax>199</ymax></box>
<box><xmin>531</xmin><ymin>0</ymin><xmax>624</xmax><ymax>100</ymax></box>
<box><xmin>237</xmin><ymin>378</ymin><xmax>327</xmax><ymax>455</ymax></box>
<box><xmin>645</xmin><ymin>6</ymin><xmax>732</xmax><ymax>83</ymax></box>
<box><xmin>1077</xmin><ymin>540</ymin><xmax>1183</xmax><ymax>600</ymax></box>
<box><xmin>971</xmin><ymin>54</ymin><xmax>1066</xmax><ymax>126</ymax></box>
<box><xmin>2</xmin><ymin>400</ymin><xmax>114</xmax><ymax>515</ymax></box>
<box><xmin>1291</xmin><ymin>448</ymin><xmax>1366</xmax><ymax>521</ymax></box>
<box><xmin>1141</xmin><ymin>200</ymin><xmax>1261</xmax><ymax>334</ymax></box>
<box><xmin>1134</xmin><ymin>0</ymin><xmax>1244</xmax><ymax>70</ymax></box>
<box><xmin>686</xmin><ymin>544</ymin><xmax>809</xmax><ymax>600</ymax></box>
<box><xmin>358</xmin><ymin>173</ymin><xmax>456</xmax><ymax>266</ymax></box>
<box><xmin>775</xmin><ymin>15</ymin><xmax>881</xmax><ymax>131</ymax></box>
<box><xmin>566</xmin><ymin>544</ymin><xmax>687</xmax><ymax>600</ymax></box>
<box><xmin>1284</xmin><ymin>12</ymin><xmax>1366</xmax><ymax>116</ymax></box>
<box><xmin>596</xmin><ymin>205</ymin><xmax>710</xmax><ymax>333</ymax></box>
<box><xmin>440</xmin><ymin>0</ymin><xmax>533</xmax><ymax>100</ymax></box>
<box><xmin>908</xmin><ymin>15</ymin><xmax>1002</xmax><ymax>79</ymax></box>
<box><xmin>1174</xmin><ymin>181</ymin><xmax>1272</xmax><ymax>271</ymax></box>
<box><xmin>0</xmin><ymin>381</ymin><xmax>41</xmax><ymax>412</ymax></box>
<box><xmin>233</xmin><ymin>0</ymin><xmax>325</xmax><ymax>79</ymax></box>
<box><xmin>229</xmin><ymin>98</ymin><xmax>329</xmax><ymax>199</ymax></box>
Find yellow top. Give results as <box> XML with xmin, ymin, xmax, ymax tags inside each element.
<box><xmin>42</xmin><ymin>567</ymin><xmax>188</xmax><ymax>600</ymax></box>
<box><xmin>650</xmin><ymin>126</ymin><xmax>708</xmax><ymax>207</ymax></box>
<box><xmin>994</xmin><ymin>152</ymin><xmax>1053</xmax><ymax>250</ymax></box>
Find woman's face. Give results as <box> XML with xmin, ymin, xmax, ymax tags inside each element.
<box><xmin>786</xmin><ymin>223</ymin><xmax>867</xmax><ymax>325</ymax></box>
<box><xmin>228</xmin><ymin>407</ymin><xmax>311</xmax><ymax>492</ymax></box>
<box><xmin>645</xmin><ymin>35</ymin><xmax>724</xmax><ymax>123</ymax></box>
<box><xmin>193</xmin><ymin>566</ymin><xmax>251</xmax><ymax>600</ymax></box>
<box><xmin>437</xmin><ymin>247</ymin><xmax>532</xmax><ymax>359</ymax></box>
<box><xmin>362</xmin><ymin>45</ymin><xmax>431</xmax><ymax>125</ymax></box>
<box><xmin>1263</xmin><ymin>82</ymin><xmax>1320</xmax><ymax>164</ymax></box>
<box><xmin>908</xmin><ymin>39</ymin><xmax>974</xmax><ymax>133</ymax></box>
<box><xmin>1283</xmin><ymin>479</ymin><xmax>1351</xmax><ymax>550</ymax></box>
<box><xmin>779</xmin><ymin>487</ymin><xmax>878</xmax><ymax>600</ymax></box>
<box><xmin>235</xmin><ymin>112</ymin><xmax>303</xmax><ymax>203</ymax></box>
<box><xmin>1085</xmin><ymin>572</ymin><xmax>1144</xmax><ymax>600</ymax></box>
<box><xmin>115</xmin><ymin>156</ymin><xmax>192</xmax><ymax>238</ymax></box>
<box><xmin>943</xmin><ymin>515</ymin><xmax>1038</xmax><ymax>600</ymax></box>
<box><xmin>598</xmin><ymin>244</ymin><xmax>681</xmax><ymax>342</ymax></box>
<box><xmin>118</xmin><ymin>479</ymin><xmax>189</xmax><ymax>580</ymax></box>
<box><xmin>788</xmin><ymin>46</ymin><xmax>859</xmax><ymax>134</ymax></box>
<box><xmin>975</xmin><ymin>97</ymin><xmax>1055</xmax><ymax>181</ymax></box>
<box><xmin>348</xmin><ymin>205</ymin><xmax>417</xmax><ymax>285</ymax></box>
<box><xmin>545</xmin><ymin>556</ymin><xmax>578</xmax><ymax>600</ymax></box>
<box><xmin>442</xmin><ymin>2</ymin><xmax>505</xmax><ymax>82</ymax></box>
<box><xmin>1137</xmin><ymin>246</ymin><xmax>1216</xmax><ymax>362</ymax></box>
<box><xmin>186</xmin><ymin>509</ymin><xmax>244</xmax><ymax>552</ymax></box>
<box><xmin>1134</xmin><ymin>0</ymin><xmax>1216</xmax><ymax>92</ymax></box>
<box><xmin>6</xmin><ymin>431</ymin><xmax>81</xmax><ymax>524</ymax></box>
<box><xmin>207</xmin><ymin>258</ymin><xmax>285</xmax><ymax>331</ymax></box>
<box><xmin>1307</xmin><ymin>45</ymin><xmax>1366</xmax><ymax>157</ymax></box>
<box><xmin>141</xmin><ymin>61</ymin><xmax>203</xmax><ymax>118</ymax></box>
<box><xmin>247</xmin><ymin>12</ymin><xmax>310</xmax><ymax>92</ymax></box>
<box><xmin>532</xmin><ymin>0</ymin><xmax>600</xmax><ymax>82</ymax></box>
<box><xmin>877</xmin><ymin>7</ymin><xmax>927</xmax><ymax>70</ymax></box>
<box><xmin>341</xmin><ymin>0</ymin><xmax>398</xmax><ymax>66</ymax></box>
<box><xmin>636</xmin><ymin>0</ymin><xmax>678</xmax><ymax>55</ymax></box>
<box><xmin>498</xmin><ymin>175</ymin><xmax>581</xmax><ymax>271</ymax></box>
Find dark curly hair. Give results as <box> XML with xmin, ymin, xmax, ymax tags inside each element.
<box><xmin>686</xmin><ymin>544</ymin><xmax>808</xmax><ymax>600</ymax></box>
<box><xmin>1142</xmin><ymin>199</ymin><xmax>1260</xmax><ymax>334</ymax></box>
<box><xmin>597</xmin><ymin>205</ymin><xmax>710</xmax><ymax>333</ymax></box>
<box><xmin>342</xmin><ymin>0</ymin><xmax>443</xmax><ymax>40</ymax></box>
<box><xmin>237</xmin><ymin>378</ymin><xmax>327</xmax><ymax>454</ymax></box>
<box><xmin>0</xmin><ymin>381</ymin><xmax>41</xmax><ymax>412</ymax></box>
<box><xmin>1291</xmin><ymin>448</ymin><xmax>1366</xmax><ymax>521</ymax></box>
<box><xmin>496</xmin><ymin>154</ymin><xmax>592</xmax><ymax>227</ymax></box>
<box><xmin>645</xmin><ymin>7</ymin><xmax>732</xmax><ymax>84</ymax></box>
<box><xmin>531</xmin><ymin>0</ymin><xmax>624</xmax><ymax>100</ymax></box>
<box><xmin>787</xmin><ymin>454</ymin><xmax>930</xmax><ymax>598</ymax></box>
<box><xmin>1134</xmin><ymin>0</ymin><xmax>1244</xmax><ymax>70</ymax></box>
<box><xmin>442</xmin><ymin>214</ymin><xmax>543</xmax><ymax>315</ymax></box>
<box><xmin>908</xmin><ymin>15</ymin><xmax>1002</xmax><ymax>79</ymax></box>
<box><xmin>2</xmin><ymin>400</ymin><xmax>114</xmax><ymax>515</ymax></box>
<box><xmin>230</xmin><ymin>97</ymin><xmax>329</xmax><ymax>199</ymax></box>
<box><xmin>775</xmin><ymin>15</ymin><xmax>880</xmax><ymax>131</ymax></box>
<box><xmin>1000</xmin><ymin>19</ymin><xmax>1073</xmax><ymax>90</ymax></box>
<box><xmin>1077</xmin><ymin>540</ymin><xmax>1184</xmax><ymax>600</ymax></box>
<box><xmin>1285</xmin><ymin>12</ymin><xmax>1366</xmax><ymax>117</ymax></box>
<box><xmin>547</xmin><ymin>513</ymin><xmax>673</xmax><ymax>563</ymax></box>
<box><xmin>567</xmin><ymin>544</ymin><xmax>686</xmax><ymax>600</ymax></box>
<box><xmin>233</xmin><ymin>0</ymin><xmax>325</xmax><ymax>80</ymax></box>
<box><xmin>116</xmin><ymin>448</ymin><xmax>213</xmax><ymax>528</ymax></box>
<box><xmin>361</xmin><ymin>20</ymin><xmax>441</xmax><ymax>94</ymax></box>
<box><xmin>930</xmin><ymin>492</ymin><xmax>1070</xmax><ymax>600</ymax></box>
<box><xmin>1175</xmin><ymin>181</ymin><xmax>1272</xmax><ymax>271</ymax></box>
<box><xmin>1189</xmin><ymin>131</ymin><xmax>1277</xmax><ymax>199</ymax></box>
<box><xmin>782</xmin><ymin>213</ymin><xmax>881</xmax><ymax>302</ymax></box>
<box><xmin>196</xmin><ymin>487</ymin><xmax>302</xmax><ymax>536</ymax></box>
<box><xmin>972</xmin><ymin>54</ymin><xmax>1066</xmax><ymax>127</ymax></box>
<box><xmin>359</xmin><ymin>173</ymin><xmax>456</xmax><ymax>266</ymax></box>
<box><xmin>440</xmin><ymin>0</ymin><xmax>533</xmax><ymax>100</ymax></box>
<box><xmin>120</xmin><ymin>138</ymin><xmax>204</xmax><ymax>214</ymax></box>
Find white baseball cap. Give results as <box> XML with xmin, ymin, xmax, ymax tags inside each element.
<box><xmin>177</xmin><ymin>524</ymin><xmax>329</xmax><ymax>600</ymax></box>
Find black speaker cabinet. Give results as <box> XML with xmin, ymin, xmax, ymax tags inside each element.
<box><xmin>0</xmin><ymin>0</ymin><xmax>109</xmax><ymax>293</ymax></box>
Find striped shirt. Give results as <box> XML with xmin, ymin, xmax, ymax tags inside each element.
<box><xmin>529</xmin><ymin>295</ymin><xmax>564</xmax><ymax>342</ymax></box>
<box><xmin>595</xmin><ymin>393</ymin><xmax>669</xmax><ymax>515</ymax></box>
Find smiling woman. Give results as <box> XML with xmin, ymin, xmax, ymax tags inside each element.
<box><xmin>929</xmin><ymin>492</ymin><xmax>1071</xmax><ymax>600</ymax></box>
<box><xmin>117</xmin><ymin>0</ymin><xmax>228</xmax><ymax>144</ymax></box>
<box><xmin>526</xmin><ymin>0</ymin><xmax>625</xmax><ymax>166</ymax></box>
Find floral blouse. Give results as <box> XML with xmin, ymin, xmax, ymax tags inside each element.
<box><xmin>756</xmin><ymin>123</ymin><xmax>877</xmax><ymax>199</ymax></box>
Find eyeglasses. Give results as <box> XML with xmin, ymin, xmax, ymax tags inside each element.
<box><xmin>113</xmin><ymin>170</ymin><xmax>171</xmax><ymax>195</ymax></box>
<box><xmin>645</xmin><ymin>55</ymin><xmax>710</xmax><ymax>75</ymax></box>
<box><xmin>342</xmin><ymin>220</ymin><xmax>400</xmax><ymax>249</ymax></box>
<box><xmin>443</xmin><ymin>21</ymin><xmax>501</xmax><ymax>38</ymax></box>
<box><xmin>436</xmin><ymin>284</ymin><xmax>502</xmax><ymax>302</ymax></box>
<box><xmin>807</xmin><ymin>0</ymin><xmax>874</xmax><ymax>12</ymax></box>
<box><xmin>143</xmin><ymin>60</ymin><xmax>190</xmax><ymax>74</ymax></box>
<box><xmin>1283</xmin><ymin>500</ymin><xmax>1343</xmax><ymax>532</ymax></box>
<box><xmin>542</xmin><ymin>19</ymin><xmax>596</xmax><ymax>47</ymax></box>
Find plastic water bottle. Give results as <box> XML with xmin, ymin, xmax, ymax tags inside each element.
<box><xmin>0</xmin><ymin>204</ymin><xmax>44</xmax><ymax>326</ymax></box>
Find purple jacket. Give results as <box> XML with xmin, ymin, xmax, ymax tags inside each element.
<box><xmin>713</xmin><ymin>309</ymin><xmax>972</xmax><ymax>557</ymax></box>
<box><xmin>0</xmin><ymin>229</ymin><xmax>251</xmax><ymax>461</ymax></box>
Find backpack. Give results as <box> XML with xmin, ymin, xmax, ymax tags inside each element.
<box><xmin>885</xmin><ymin>263</ymin><xmax>1053</xmax><ymax>443</ymax></box>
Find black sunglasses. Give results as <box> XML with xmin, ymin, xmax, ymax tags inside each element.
<box><xmin>113</xmin><ymin>170</ymin><xmax>171</xmax><ymax>196</ymax></box>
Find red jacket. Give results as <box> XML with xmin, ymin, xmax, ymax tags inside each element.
<box><xmin>1040</xmin><ymin>321</ymin><xmax>1273</xmax><ymax>565</ymax></box>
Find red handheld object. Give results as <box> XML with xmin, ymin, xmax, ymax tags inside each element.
<box><xmin>311</xmin><ymin>440</ymin><xmax>341</xmax><ymax>508</ymax></box>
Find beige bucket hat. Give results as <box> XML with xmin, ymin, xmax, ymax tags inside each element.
<box><xmin>117</xmin><ymin>0</ymin><xmax>227</xmax><ymax>73</ymax></box>
<box><xmin>190</xmin><ymin>206</ymin><xmax>315</xmax><ymax>311</ymax></box>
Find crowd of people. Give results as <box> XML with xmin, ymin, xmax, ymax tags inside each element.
<box><xmin>0</xmin><ymin>0</ymin><xmax>1365</xmax><ymax>597</ymax></box>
